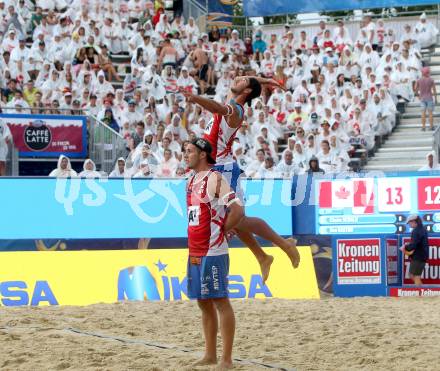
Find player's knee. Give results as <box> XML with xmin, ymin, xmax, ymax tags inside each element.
<box><xmin>213</xmin><ymin>297</ymin><xmax>232</xmax><ymax>311</ymax></box>
<box><xmin>197</xmin><ymin>299</ymin><xmax>215</xmax><ymax>312</ymax></box>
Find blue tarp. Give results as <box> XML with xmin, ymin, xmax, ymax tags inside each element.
<box><xmin>243</xmin><ymin>0</ymin><xmax>439</xmax><ymax>17</ymax></box>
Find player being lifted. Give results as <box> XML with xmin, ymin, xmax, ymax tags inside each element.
<box><xmin>181</xmin><ymin>76</ymin><xmax>300</xmax><ymax>281</ymax></box>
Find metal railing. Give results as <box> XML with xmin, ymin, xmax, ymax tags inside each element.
<box><xmin>183</xmin><ymin>0</ymin><xmax>208</xmax><ymax>24</ymax></box>
<box><xmin>88</xmin><ymin>115</ymin><xmax>128</xmax><ymax>174</ymax></box>
<box><xmin>0</xmin><ymin>107</ymin><xmax>88</xmax><ymax>115</ymax></box>
<box><xmin>5</xmin><ymin>140</ymin><xmax>18</xmax><ymax>176</ymax></box>
<box><xmin>211</xmin><ymin>8</ymin><xmax>440</xmax><ymax>40</ymax></box>
<box><xmin>434</xmin><ymin>125</ymin><xmax>440</xmax><ymax>162</ymax></box>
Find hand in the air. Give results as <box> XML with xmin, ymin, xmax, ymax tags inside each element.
<box><xmin>266</xmin><ymin>79</ymin><xmax>287</xmax><ymax>91</ymax></box>
<box><xmin>179</xmin><ymin>87</ymin><xmax>195</xmax><ymax>102</ymax></box>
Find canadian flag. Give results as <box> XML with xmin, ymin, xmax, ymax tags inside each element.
<box><xmin>319</xmin><ymin>179</ymin><xmax>374</xmax><ymax>214</ymax></box>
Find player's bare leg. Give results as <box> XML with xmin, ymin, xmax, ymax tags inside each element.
<box><xmin>236</xmin><ymin>216</ymin><xmax>300</xmax><ymax>268</ymax></box>
<box><xmin>235</xmin><ymin>229</ymin><xmax>274</xmax><ymax>283</ymax></box>
<box><xmin>213</xmin><ymin>298</ymin><xmax>235</xmax><ymax>370</ymax></box>
<box><xmin>193</xmin><ymin>299</ymin><xmax>218</xmax><ymax>366</ymax></box>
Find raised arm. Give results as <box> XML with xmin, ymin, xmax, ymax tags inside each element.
<box><xmin>252</xmin><ymin>76</ymin><xmax>286</xmax><ymax>90</ymax></box>
<box><xmin>180</xmin><ymin>89</ymin><xmax>229</xmax><ymax>115</ymax></box>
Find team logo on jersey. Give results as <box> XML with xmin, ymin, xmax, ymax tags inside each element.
<box><xmin>188</xmin><ymin>205</ymin><xmax>200</xmax><ymax>226</ymax></box>
<box><xmin>204</xmin><ymin>118</ymin><xmax>214</xmax><ymax>135</ymax></box>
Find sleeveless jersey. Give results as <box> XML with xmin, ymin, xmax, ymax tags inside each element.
<box><xmin>187</xmin><ymin>170</ymin><xmax>229</xmax><ymax>257</ymax></box>
<box><xmin>203</xmin><ymin>110</ymin><xmax>242</xmax><ymax>165</ymax></box>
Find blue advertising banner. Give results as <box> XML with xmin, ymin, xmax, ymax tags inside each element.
<box><xmin>0</xmin><ymin>178</ymin><xmax>292</xmax><ymax>239</ymax></box>
<box><xmin>0</xmin><ymin>114</ymin><xmax>87</xmax><ymax>158</ymax></box>
<box><xmin>243</xmin><ymin>0</ymin><xmax>440</xmax><ymax>17</ymax></box>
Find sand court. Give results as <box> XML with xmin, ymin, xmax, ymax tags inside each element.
<box><xmin>1</xmin><ymin>297</ymin><xmax>440</xmax><ymax>370</ymax></box>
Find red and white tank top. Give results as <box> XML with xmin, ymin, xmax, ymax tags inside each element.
<box><xmin>203</xmin><ymin>112</ymin><xmax>241</xmax><ymax>165</ymax></box>
<box><xmin>187</xmin><ymin>170</ymin><xmax>228</xmax><ymax>257</ymax></box>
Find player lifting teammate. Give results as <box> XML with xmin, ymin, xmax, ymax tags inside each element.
<box><xmin>181</xmin><ymin>76</ymin><xmax>300</xmax><ymax>282</ymax></box>
<box><xmin>185</xmin><ymin>138</ymin><xmax>242</xmax><ymax>369</ymax></box>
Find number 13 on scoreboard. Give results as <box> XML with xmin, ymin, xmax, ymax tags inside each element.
<box><xmin>418</xmin><ymin>178</ymin><xmax>440</xmax><ymax>211</ymax></box>
<box><xmin>377</xmin><ymin>178</ymin><xmax>412</xmax><ymax>212</ymax></box>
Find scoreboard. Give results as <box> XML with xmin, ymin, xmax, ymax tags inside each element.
<box><xmin>316</xmin><ymin>174</ymin><xmax>440</xmax><ymax>235</ymax></box>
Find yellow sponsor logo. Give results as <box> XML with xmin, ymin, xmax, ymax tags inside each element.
<box><xmin>0</xmin><ymin>247</ymin><xmax>319</xmax><ymax>306</ymax></box>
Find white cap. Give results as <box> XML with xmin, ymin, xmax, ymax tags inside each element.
<box><xmin>231</xmin><ymin>29</ymin><xmax>239</xmax><ymax>34</ymax></box>
<box><xmin>426</xmin><ymin>150</ymin><xmax>436</xmax><ymax>158</ymax></box>
<box><xmin>420</xmin><ymin>12</ymin><xmax>427</xmax><ymax>20</ymax></box>
<box><xmin>325</xmin><ymin>47</ymin><xmax>333</xmax><ymax>52</ymax></box>
<box><xmin>294</xmin><ymin>101</ymin><xmax>302</xmax><ymax>108</ymax></box>
<box><xmin>406</xmin><ymin>214</ymin><xmax>418</xmax><ymax>223</ymax></box>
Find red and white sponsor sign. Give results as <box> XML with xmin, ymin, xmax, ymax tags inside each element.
<box><xmin>402</xmin><ymin>237</ymin><xmax>440</xmax><ymax>285</ymax></box>
<box><xmin>319</xmin><ymin>179</ymin><xmax>375</xmax><ymax>214</ymax></box>
<box><xmin>337</xmin><ymin>238</ymin><xmax>381</xmax><ymax>284</ymax></box>
<box><xmin>386</xmin><ymin>239</ymin><xmax>398</xmax><ymax>284</ymax></box>
<box><xmin>2</xmin><ymin>114</ymin><xmax>86</xmax><ymax>157</ymax></box>
<box><xmin>389</xmin><ymin>287</ymin><xmax>440</xmax><ymax>297</ymax></box>
<box><xmin>417</xmin><ymin>177</ymin><xmax>440</xmax><ymax>211</ymax></box>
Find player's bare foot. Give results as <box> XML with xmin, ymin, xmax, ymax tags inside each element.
<box><xmin>284</xmin><ymin>237</ymin><xmax>300</xmax><ymax>268</ymax></box>
<box><xmin>259</xmin><ymin>254</ymin><xmax>274</xmax><ymax>283</ymax></box>
<box><xmin>192</xmin><ymin>357</ymin><xmax>217</xmax><ymax>366</ymax></box>
<box><xmin>215</xmin><ymin>361</ymin><xmax>233</xmax><ymax>370</ymax></box>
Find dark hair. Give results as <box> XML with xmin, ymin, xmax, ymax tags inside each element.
<box><xmin>245</xmin><ymin>77</ymin><xmax>261</xmax><ymax>106</ymax></box>
<box><xmin>414</xmin><ymin>216</ymin><xmax>423</xmax><ymax>227</ymax></box>
<box><xmin>336</xmin><ymin>73</ymin><xmax>345</xmax><ymax>87</ymax></box>
<box><xmin>136</xmin><ymin>121</ymin><xmax>145</xmax><ymax>128</ymax></box>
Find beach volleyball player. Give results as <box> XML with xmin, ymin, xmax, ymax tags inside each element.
<box><xmin>185</xmin><ymin>138</ymin><xmax>243</xmax><ymax>369</ymax></box>
<box><xmin>181</xmin><ymin>76</ymin><xmax>300</xmax><ymax>281</ymax></box>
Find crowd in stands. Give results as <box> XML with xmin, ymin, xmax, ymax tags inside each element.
<box><xmin>0</xmin><ymin>0</ymin><xmax>439</xmax><ymax>178</ymax></box>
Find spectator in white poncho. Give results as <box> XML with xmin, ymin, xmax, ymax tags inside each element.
<box><xmin>257</xmin><ymin>156</ymin><xmax>277</xmax><ymax>178</ymax></box>
<box><xmin>109</xmin><ymin>157</ymin><xmax>127</xmax><ymax>177</ymax></box>
<box><xmin>275</xmin><ymin>150</ymin><xmax>298</xmax><ymax>178</ymax></box>
<box><xmin>419</xmin><ymin>151</ymin><xmax>440</xmax><ymax>171</ymax></box>
<box><xmin>415</xmin><ymin>13</ymin><xmax>439</xmax><ymax>48</ymax></box>
<box><xmin>78</xmin><ymin>159</ymin><xmax>102</xmax><ymax>178</ymax></box>
<box><xmin>49</xmin><ymin>155</ymin><xmax>77</xmax><ymax>178</ymax></box>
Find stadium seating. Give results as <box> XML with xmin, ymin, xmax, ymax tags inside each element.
<box><xmin>0</xmin><ymin>2</ymin><xmax>438</xmax><ymax>177</ymax></box>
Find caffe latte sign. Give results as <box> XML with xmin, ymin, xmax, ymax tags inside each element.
<box><xmin>24</xmin><ymin>120</ymin><xmax>52</xmax><ymax>151</ymax></box>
